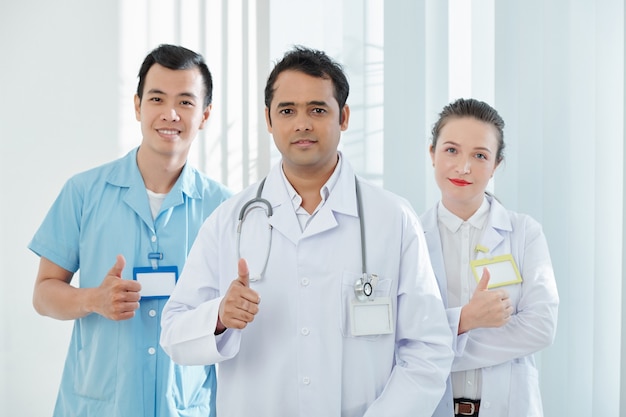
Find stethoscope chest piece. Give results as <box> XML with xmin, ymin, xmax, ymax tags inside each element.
<box><xmin>354</xmin><ymin>273</ymin><xmax>378</xmax><ymax>302</ymax></box>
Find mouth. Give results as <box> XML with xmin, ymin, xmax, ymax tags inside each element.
<box><xmin>448</xmin><ymin>178</ymin><xmax>471</xmax><ymax>186</ymax></box>
<box><xmin>157</xmin><ymin>128</ymin><xmax>181</xmax><ymax>136</ymax></box>
<box><xmin>291</xmin><ymin>138</ymin><xmax>317</xmax><ymax>147</ymax></box>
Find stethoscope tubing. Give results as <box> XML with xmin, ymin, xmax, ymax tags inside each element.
<box><xmin>236</xmin><ymin>176</ymin><xmax>373</xmax><ymax>297</ymax></box>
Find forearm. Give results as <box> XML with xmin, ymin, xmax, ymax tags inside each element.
<box><xmin>452</xmin><ymin>303</ymin><xmax>558</xmax><ymax>371</ymax></box>
<box><xmin>33</xmin><ymin>279</ymin><xmax>97</xmax><ymax>320</ymax></box>
<box><xmin>161</xmin><ymin>297</ymin><xmax>238</xmax><ymax>365</ymax></box>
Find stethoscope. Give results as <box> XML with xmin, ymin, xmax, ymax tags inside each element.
<box><xmin>236</xmin><ymin>178</ymin><xmax>273</xmax><ymax>281</ymax></box>
<box><xmin>236</xmin><ymin>176</ymin><xmax>377</xmax><ymax>301</ymax></box>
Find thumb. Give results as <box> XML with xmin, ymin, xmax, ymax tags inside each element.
<box><xmin>237</xmin><ymin>258</ymin><xmax>250</xmax><ymax>287</ymax></box>
<box><xmin>108</xmin><ymin>254</ymin><xmax>126</xmax><ymax>279</ymax></box>
<box><xmin>475</xmin><ymin>267</ymin><xmax>491</xmax><ymax>291</ymax></box>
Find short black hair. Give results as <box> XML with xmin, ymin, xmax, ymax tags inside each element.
<box><xmin>136</xmin><ymin>44</ymin><xmax>213</xmax><ymax>108</ymax></box>
<box><xmin>264</xmin><ymin>45</ymin><xmax>349</xmax><ymax>121</ymax></box>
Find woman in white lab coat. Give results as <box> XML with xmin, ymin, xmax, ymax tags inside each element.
<box><xmin>421</xmin><ymin>98</ymin><xmax>559</xmax><ymax>417</ymax></box>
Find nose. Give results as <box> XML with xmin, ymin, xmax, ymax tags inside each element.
<box><xmin>161</xmin><ymin>107</ymin><xmax>180</xmax><ymax>122</ymax></box>
<box><xmin>457</xmin><ymin>158</ymin><xmax>471</xmax><ymax>174</ymax></box>
<box><xmin>294</xmin><ymin>113</ymin><xmax>312</xmax><ymax>131</ymax></box>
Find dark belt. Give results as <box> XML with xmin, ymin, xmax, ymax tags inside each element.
<box><xmin>454</xmin><ymin>398</ymin><xmax>480</xmax><ymax>416</ymax></box>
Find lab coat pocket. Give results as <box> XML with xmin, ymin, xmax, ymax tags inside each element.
<box><xmin>508</xmin><ymin>361</ymin><xmax>542</xmax><ymax>417</ymax></box>
<box><xmin>340</xmin><ymin>271</ymin><xmax>392</xmax><ymax>340</ymax></box>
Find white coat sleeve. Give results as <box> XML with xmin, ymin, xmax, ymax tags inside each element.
<box><xmin>160</xmin><ymin>213</ymin><xmax>242</xmax><ymax>365</ymax></box>
<box><xmin>451</xmin><ymin>217</ymin><xmax>559</xmax><ymax>372</ymax></box>
<box><xmin>364</xmin><ymin>213</ymin><xmax>454</xmax><ymax>417</ymax></box>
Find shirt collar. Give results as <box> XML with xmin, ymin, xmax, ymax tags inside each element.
<box><xmin>280</xmin><ymin>152</ymin><xmax>343</xmax><ymax>211</ymax></box>
<box><xmin>106</xmin><ymin>147</ymin><xmax>201</xmax><ymax>200</ymax></box>
<box><xmin>438</xmin><ymin>195</ymin><xmax>490</xmax><ymax>233</ymax></box>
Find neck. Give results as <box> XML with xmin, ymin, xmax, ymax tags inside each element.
<box><xmin>136</xmin><ymin>147</ymin><xmax>185</xmax><ymax>194</ymax></box>
<box><xmin>282</xmin><ymin>158</ymin><xmax>338</xmax><ymax>214</ymax></box>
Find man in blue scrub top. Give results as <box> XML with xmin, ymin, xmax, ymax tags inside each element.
<box><xmin>29</xmin><ymin>44</ymin><xmax>231</xmax><ymax>417</ymax></box>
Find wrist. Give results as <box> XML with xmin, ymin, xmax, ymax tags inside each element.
<box><xmin>82</xmin><ymin>287</ymin><xmax>99</xmax><ymax>316</ymax></box>
<box><xmin>215</xmin><ymin>315</ymin><xmax>226</xmax><ymax>335</ymax></box>
<box><xmin>458</xmin><ymin>305</ymin><xmax>471</xmax><ymax>335</ymax></box>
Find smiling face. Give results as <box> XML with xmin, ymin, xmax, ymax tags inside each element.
<box><xmin>430</xmin><ymin>116</ymin><xmax>500</xmax><ymax>219</ymax></box>
<box><xmin>265</xmin><ymin>70</ymin><xmax>349</xmax><ymax>180</ymax></box>
<box><xmin>134</xmin><ymin>63</ymin><xmax>210</xmax><ymax>162</ymax></box>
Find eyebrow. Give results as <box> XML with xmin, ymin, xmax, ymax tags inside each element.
<box><xmin>441</xmin><ymin>140</ymin><xmax>493</xmax><ymax>153</ymax></box>
<box><xmin>146</xmin><ymin>88</ymin><xmax>198</xmax><ymax>99</ymax></box>
<box><xmin>276</xmin><ymin>100</ymin><xmax>329</xmax><ymax>108</ymax></box>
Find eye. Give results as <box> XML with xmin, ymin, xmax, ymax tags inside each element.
<box><xmin>312</xmin><ymin>108</ymin><xmax>326</xmax><ymax>114</ymax></box>
<box><xmin>149</xmin><ymin>97</ymin><xmax>162</xmax><ymax>103</ymax></box>
<box><xmin>444</xmin><ymin>147</ymin><xmax>457</xmax><ymax>154</ymax></box>
<box><xmin>180</xmin><ymin>100</ymin><xmax>194</xmax><ymax>106</ymax></box>
<box><xmin>279</xmin><ymin>108</ymin><xmax>294</xmax><ymax>115</ymax></box>
<box><xmin>475</xmin><ymin>153</ymin><xmax>487</xmax><ymax>160</ymax></box>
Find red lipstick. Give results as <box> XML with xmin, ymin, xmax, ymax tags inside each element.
<box><xmin>449</xmin><ymin>178</ymin><xmax>471</xmax><ymax>186</ymax></box>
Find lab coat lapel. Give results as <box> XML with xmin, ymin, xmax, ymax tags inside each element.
<box><xmin>476</xmin><ymin>196</ymin><xmax>512</xmax><ymax>259</ymax></box>
<box><xmin>421</xmin><ymin>204</ymin><xmax>449</xmax><ymax>305</ymax></box>
<box><xmin>262</xmin><ymin>166</ymin><xmax>301</xmax><ymax>245</ymax></box>
<box><xmin>269</xmin><ymin>203</ymin><xmax>301</xmax><ymax>245</ymax></box>
<box><xmin>301</xmin><ymin>161</ymin><xmax>358</xmax><ymax>239</ymax></box>
<box><xmin>262</xmin><ymin>159</ymin><xmax>359</xmax><ymax>243</ymax></box>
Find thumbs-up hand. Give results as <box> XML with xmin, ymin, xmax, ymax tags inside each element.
<box><xmin>93</xmin><ymin>255</ymin><xmax>142</xmax><ymax>321</ymax></box>
<box><xmin>458</xmin><ymin>267</ymin><xmax>513</xmax><ymax>334</ymax></box>
<box><xmin>475</xmin><ymin>267</ymin><xmax>491</xmax><ymax>292</ymax></box>
<box><xmin>216</xmin><ymin>258</ymin><xmax>260</xmax><ymax>334</ymax></box>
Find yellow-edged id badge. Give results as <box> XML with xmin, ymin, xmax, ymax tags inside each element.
<box><xmin>350</xmin><ymin>297</ymin><xmax>393</xmax><ymax>336</ymax></box>
<box><xmin>133</xmin><ymin>266</ymin><xmax>178</xmax><ymax>298</ymax></box>
<box><xmin>470</xmin><ymin>254</ymin><xmax>522</xmax><ymax>288</ymax></box>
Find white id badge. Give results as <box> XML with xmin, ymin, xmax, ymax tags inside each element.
<box><xmin>470</xmin><ymin>254</ymin><xmax>522</xmax><ymax>288</ymax></box>
<box><xmin>133</xmin><ymin>266</ymin><xmax>178</xmax><ymax>298</ymax></box>
<box><xmin>350</xmin><ymin>297</ymin><xmax>393</xmax><ymax>336</ymax></box>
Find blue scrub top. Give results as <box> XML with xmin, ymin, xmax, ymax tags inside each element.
<box><xmin>29</xmin><ymin>147</ymin><xmax>232</xmax><ymax>417</ymax></box>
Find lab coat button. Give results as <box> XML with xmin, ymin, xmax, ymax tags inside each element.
<box><xmin>301</xmin><ymin>327</ymin><xmax>310</xmax><ymax>336</ymax></box>
<box><xmin>302</xmin><ymin>377</ymin><xmax>310</xmax><ymax>385</ymax></box>
<box><xmin>301</xmin><ymin>278</ymin><xmax>310</xmax><ymax>286</ymax></box>
<box><xmin>148</xmin><ymin>347</ymin><xmax>156</xmax><ymax>355</ymax></box>
<box><xmin>149</xmin><ymin>309</ymin><xmax>157</xmax><ymax>317</ymax></box>
<box><xmin>151</xmin><ymin>235</ymin><xmax>157</xmax><ymax>243</ymax></box>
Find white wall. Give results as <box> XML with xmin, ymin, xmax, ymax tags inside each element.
<box><xmin>0</xmin><ymin>1</ymin><xmax>121</xmax><ymax>415</ymax></box>
<box><xmin>2</xmin><ymin>1</ymin><xmax>625</xmax><ymax>417</ymax></box>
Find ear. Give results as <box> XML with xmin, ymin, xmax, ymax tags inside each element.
<box><xmin>429</xmin><ymin>144</ymin><xmax>436</xmax><ymax>166</ymax></box>
<box><xmin>264</xmin><ymin>107</ymin><xmax>272</xmax><ymax>133</ymax></box>
<box><xmin>198</xmin><ymin>104</ymin><xmax>212</xmax><ymax>130</ymax></box>
<box><xmin>340</xmin><ymin>104</ymin><xmax>350</xmax><ymax>131</ymax></box>
<box><xmin>134</xmin><ymin>94</ymin><xmax>141</xmax><ymax>121</ymax></box>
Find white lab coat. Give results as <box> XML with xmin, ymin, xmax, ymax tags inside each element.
<box><xmin>421</xmin><ymin>196</ymin><xmax>559</xmax><ymax>417</ymax></box>
<box><xmin>161</xmin><ymin>158</ymin><xmax>454</xmax><ymax>417</ymax></box>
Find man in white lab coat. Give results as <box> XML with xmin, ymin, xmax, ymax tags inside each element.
<box><xmin>160</xmin><ymin>45</ymin><xmax>453</xmax><ymax>417</ymax></box>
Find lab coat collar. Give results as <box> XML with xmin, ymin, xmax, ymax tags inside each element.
<box><xmin>475</xmin><ymin>194</ymin><xmax>513</xmax><ymax>258</ymax></box>
<box><xmin>260</xmin><ymin>156</ymin><xmax>359</xmax><ymax>244</ymax></box>
<box><xmin>260</xmin><ymin>164</ymin><xmax>300</xmax><ymax>244</ymax></box>
<box><xmin>301</xmin><ymin>158</ymin><xmax>358</xmax><ymax>239</ymax></box>
<box><xmin>421</xmin><ymin>194</ymin><xmax>514</xmax><ymax>302</ymax></box>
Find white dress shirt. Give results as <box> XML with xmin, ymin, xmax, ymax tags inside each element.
<box><xmin>437</xmin><ymin>198</ymin><xmax>490</xmax><ymax>400</ymax></box>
